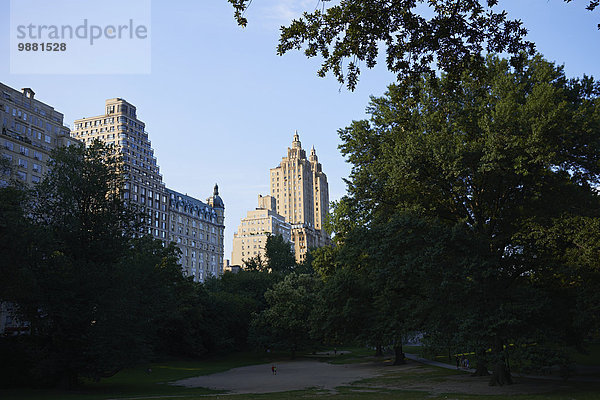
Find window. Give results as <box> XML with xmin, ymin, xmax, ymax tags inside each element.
<box><xmin>31</xmin><ymin>175</ymin><xmax>40</xmax><ymax>183</ymax></box>
<box><xmin>18</xmin><ymin>158</ymin><xmax>27</xmax><ymax>168</ymax></box>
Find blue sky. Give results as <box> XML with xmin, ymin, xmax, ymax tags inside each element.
<box><xmin>1</xmin><ymin>0</ymin><xmax>598</xmax><ymax>259</ymax></box>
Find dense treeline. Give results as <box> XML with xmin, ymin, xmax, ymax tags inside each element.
<box><xmin>2</xmin><ymin>53</ymin><xmax>600</xmax><ymax>389</ymax></box>
<box><xmin>312</xmin><ymin>54</ymin><xmax>600</xmax><ymax>385</ymax></box>
<box><xmin>0</xmin><ymin>143</ymin><xmax>310</xmax><ymax>388</ymax></box>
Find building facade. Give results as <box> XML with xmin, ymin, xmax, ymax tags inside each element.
<box><xmin>231</xmin><ymin>194</ymin><xmax>292</xmax><ymax>267</ymax></box>
<box><xmin>72</xmin><ymin>98</ymin><xmax>169</xmax><ymax>240</ymax></box>
<box><xmin>269</xmin><ymin>132</ymin><xmax>330</xmax><ymax>262</ymax></box>
<box><xmin>1</xmin><ymin>84</ymin><xmax>78</xmax><ymax>186</ymax></box>
<box><xmin>167</xmin><ymin>185</ymin><xmax>225</xmax><ymax>282</ymax></box>
<box><xmin>72</xmin><ymin>98</ymin><xmax>225</xmax><ymax>282</ymax></box>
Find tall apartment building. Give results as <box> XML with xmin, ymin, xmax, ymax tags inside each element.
<box><xmin>231</xmin><ymin>194</ymin><xmax>292</xmax><ymax>267</ymax></box>
<box><xmin>72</xmin><ymin>99</ymin><xmax>225</xmax><ymax>282</ymax></box>
<box><xmin>270</xmin><ymin>132</ymin><xmax>330</xmax><ymax>262</ymax></box>
<box><xmin>167</xmin><ymin>185</ymin><xmax>225</xmax><ymax>282</ymax></box>
<box><xmin>72</xmin><ymin>98</ymin><xmax>169</xmax><ymax>240</ymax></box>
<box><xmin>1</xmin><ymin>84</ymin><xmax>78</xmax><ymax>186</ymax></box>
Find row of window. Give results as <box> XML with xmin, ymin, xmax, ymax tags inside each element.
<box><xmin>12</xmin><ymin>170</ymin><xmax>41</xmax><ymax>183</ymax></box>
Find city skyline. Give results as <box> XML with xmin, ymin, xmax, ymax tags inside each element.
<box><xmin>1</xmin><ymin>0</ymin><xmax>598</xmax><ymax>258</ymax></box>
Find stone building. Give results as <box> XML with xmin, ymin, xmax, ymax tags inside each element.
<box><xmin>231</xmin><ymin>194</ymin><xmax>292</xmax><ymax>267</ymax></box>
<box><xmin>72</xmin><ymin>98</ymin><xmax>169</xmax><ymax>240</ymax></box>
<box><xmin>72</xmin><ymin>99</ymin><xmax>225</xmax><ymax>281</ymax></box>
<box><xmin>166</xmin><ymin>185</ymin><xmax>225</xmax><ymax>282</ymax></box>
<box><xmin>269</xmin><ymin>132</ymin><xmax>330</xmax><ymax>262</ymax></box>
<box><xmin>1</xmin><ymin>83</ymin><xmax>78</xmax><ymax>186</ymax></box>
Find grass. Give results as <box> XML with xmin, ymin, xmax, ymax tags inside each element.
<box><xmin>571</xmin><ymin>343</ymin><xmax>600</xmax><ymax>366</ymax></box>
<box><xmin>0</xmin><ymin>350</ymin><xmax>287</xmax><ymax>400</ymax></box>
<box><xmin>403</xmin><ymin>343</ymin><xmax>600</xmax><ymax>371</ymax></box>
<box><xmin>1</xmin><ymin>347</ymin><xmax>600</xmax><ymax>400</ymax></box>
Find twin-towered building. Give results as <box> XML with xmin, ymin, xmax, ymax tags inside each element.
<box><xmin>231</xmin><ymin>132</ymin><xmax>330</xmax><ymax>266</ymax></box>
<box><xmin>270</xmin><ymin>132</ymin><xmax>330</xmax><ymax>261</ymax></box>
<box><xmin>1</xmin><ymin>82</ymin><xmax>330</xmax><ymax>282</ymax></box>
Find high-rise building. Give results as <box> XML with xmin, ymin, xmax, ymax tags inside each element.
<box><xmin>72</xmin><ymin>98</ymin><xmax>169</xmax><ymax>240</ymax></box>
<box><xmin>1</xmin><ymin>83</ymin><xmax>78</xmax><ymax>186</ymax></box>
<box><xmin>269</xmin><ymin>132</ymin><xmax>330</xmax><ymax>262</ymax></box>
<box><xmin>231</xmin><ymin>194</ymin><xmax>292</xmax><ymax>267</ymax></box>
<box><xmin>167</xmin><ymin>185</ymin><xmax>225</xmax><ymax>282</ymax></box>
<box><xmin>72</xmin><ymin>99</ymin><xmax>224</xmax><ymax>281</ymax></box>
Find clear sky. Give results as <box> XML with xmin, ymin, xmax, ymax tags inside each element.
<box><xmin>1</xmin><ymin>0</ymin><xmax>598</xmax><ymax>260</ymax></box>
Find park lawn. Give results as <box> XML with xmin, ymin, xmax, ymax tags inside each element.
<box><xmin>2</xmin><ymin>348</ymin><xmax>600</xmax><ymax>400</ymax></box>
<box><xmin>571</xmin><ymin>343</ymin><xmax>600</xmax><ymax>366</ymax></box>
<box><xmin>0</xmin><ymin>350</ymin><xmax>288</xmax><ymax>400</ymax></box>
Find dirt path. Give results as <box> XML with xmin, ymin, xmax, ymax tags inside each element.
<box><xmin>171</xmin><ymin>357</ymin><xmax>577</xmax><ymax>396</ymax></box>
<box><xmin>172</xmin><ymin>360</ymin><xmax>381</xmax><ymax>394</ymax></box>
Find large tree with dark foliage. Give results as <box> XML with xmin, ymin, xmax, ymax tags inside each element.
<box><xmin>227</xmin><ymin>0</ymin><xmax>598</xmax><ymax>90</ymax></box>
<box><xmin>249</xmin><ymin>273</ymin><xmax>322</xmax><ymax>357</ymax></box>
<box><xmin>0</xmin><ymin>141</ymin><xmax>193</xmax><ymax>388</ymax></box>
<box><xmin>325</xmin><ymin>54</ymin><xmax>600</xmax><ymax>385</ymax></box>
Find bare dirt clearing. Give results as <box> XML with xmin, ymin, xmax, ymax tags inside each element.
<box><xmin>172</xmin><ymin>358</ymin><xmax>568</xmax><ymax>396</ymax></box>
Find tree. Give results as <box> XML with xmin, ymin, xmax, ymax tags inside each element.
<box><xmin>243</xmin><ymin>234</ymin><xmax>296</xmax><ymax>274</ymax></box>
<box><xmin>265</xmin><ymin>234</ymin><xmax>296</xmax><ymax>273</ymax></box>
<box><xmin>244</xmin><ymin>253</ymin><xmax>267</xmax><ymax>271</ymax></box>
<box><xmin>201</xmin><ymin>270</ymin><xmax>280</xmax><ymax>352</ymax></box>
<box><xmin>312</xmin><ymin>241</ymin><xmax>389</xmax><ymax>357</ymax></box>
<box><xmin>330</xmin><ymin>54</ymin><xmax>600</xmax><ymax>384</ymax></box>
<box><xmin>1</xmin><ymin>141</ymin><xmax>193</xmax><ymax>387</ymax></box>
<box><xmin>0</xmin><ymin>183</ymin><xmax>35</xmax><ymax>304</ymax></box>
<box><xmin>249</xmin><ymin>273</ymin><xmax>322</xmax><ymax>357</ymax></box>
<box><xmin>227</xmin><ymin>0</ymin><xmax>599</xmax><ymax>90</ymax></box>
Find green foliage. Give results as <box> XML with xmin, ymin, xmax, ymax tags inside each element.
<box><xmin>243</xmin><ymin>253</ymin><xmax>266</xmax><ymax>271</ymax></box>
<box><xmin>201</xmin><ymin>270</ymin><xmax>279</xmax><ymax>353</ymax></box>
<box><xmin>227</xmin><ymin>0</ymin><xmax>599</xmax><ymax>90</ymax></box>
<box><xmin>250</xmin><ymin>273</ymin><xmax>322</xmax><ymax>357</ymax></box>
<box><xmin>325</xmin><ymin>54</ymin><xmax>600</xmax><ymax>382</ymax></box>
<box><xmin>0</xmin><ymin>184</ymin><xmax>35</xmax><ymax>304</ymax></box>
<box><xmin>0</xmin><ymin>141</ymin><xmax>205</xmax><ymax>387</ymax></box>
<box><xmin>243</xmin><ymin>234</ymin><xmax>296</xmax><ymax>274</ymax></box>
<box><xmin>265</xmin><ymin>234</ymin><xmax>296</xmax><ymax>273</ymax></box>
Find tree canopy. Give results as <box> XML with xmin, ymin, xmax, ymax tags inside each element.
<box><xmin>0</xmin><ymin>142</ymin><xmax>203</xmax><ymax>387</ymax></box>
<box><xmin>227</xmin><ymin>0</ymin><xmax>599</xmax><ymax>90</ymax></box>
<box><xmin>323</xmin><ymin>54</ymin><xmax>600</xmax><ymax>384</ymax></box>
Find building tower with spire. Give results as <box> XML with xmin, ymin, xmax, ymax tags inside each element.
<box><xmin>269</xmin><ymin>132</ymin><xmax>330</xmax><ymax>262</ymax></box>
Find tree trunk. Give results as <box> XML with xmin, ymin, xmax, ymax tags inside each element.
<box><xmin>489</xmin><ymin>360</ymin><xmax>513</xmax><ymax>386</ymax></box>
<box><xmin>471</xmin><ymin>350</ymin><xmax>490</xmax><ymax>376</ymax></box>
<box><xmin>58</xmin><ymin>370</ymin><xmax>78</xmax><ymax>390</ymax></box>
<box><xmin>393</xmin><ymin>343</ymin><xmax>406</xmax><ymax>365</ymax></box>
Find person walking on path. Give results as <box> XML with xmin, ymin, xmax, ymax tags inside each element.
<box><xmin>271</xmin><ymin>365</ymin><xmax>277</xmax><ymax>375</ymax></box>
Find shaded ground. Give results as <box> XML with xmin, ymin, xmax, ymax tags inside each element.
<box><xmin>172</xmin><ymin>356</ymin><xmax>575</xmax><ymax>396</ymax></box>
<box><xmin>172</xmin><ymin>360</ymin><xmax>381</xmax><ymax>394</ymax></box>
<box><xmin>364</xmin><ymin>362</ymin><xmax>567</xmax><ymax>396</ymax></box>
